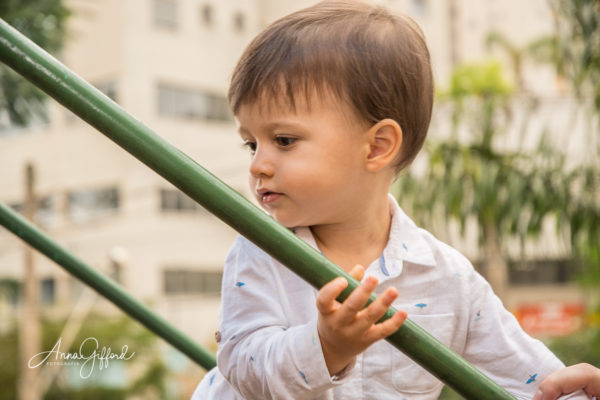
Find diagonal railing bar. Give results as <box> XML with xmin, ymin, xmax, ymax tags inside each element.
<box><xmin>0</xmin><ymin>203</ymin><xmax>217</xmax><ymax>371</ymax></box>
<box><xmin>0</xmin><ymin>19</ymin><xmax>515</xmax><ymax>399</ymax></box>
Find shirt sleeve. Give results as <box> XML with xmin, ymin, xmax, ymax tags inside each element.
<box><xmin>462</xmin><ymin>271</ymin><xmax>589</xmax><ymax>400</ymax></box>
<box><xmin>216</xmin><ymin>236</ymin><xmax>354</xmax><ymax>399</ymax></box>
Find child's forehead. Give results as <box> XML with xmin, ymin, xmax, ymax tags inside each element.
<box><xmin>236</xmin><ymin>87</ymin><xmax>357</xmax><ymax>122</ymax></box>
<box><xmin>259</xmin><ymin>86</ymin><xmax>332</xmax><ymax>111</ymax></box>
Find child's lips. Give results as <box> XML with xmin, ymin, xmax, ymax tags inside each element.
<box><xmin>257</xmin><ymin>189</ymin><xmax>283</xmax><ymax>205</ymax></box>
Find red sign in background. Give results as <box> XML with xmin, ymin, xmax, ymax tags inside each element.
<box><xmin>514</xmin><ymin>303</ymin><xmax>586</xmax><ymax>337</ymax></box>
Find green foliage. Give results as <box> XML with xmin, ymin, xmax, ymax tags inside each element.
<box><xmin>447</xmin><ymin>60</ymin><xmax>513</xmax><ymax>99</ymax></box>
<box><xmin>564</xmin><ymin>165</ymin><xmax>600</xmax><ymax>287</ymax></box>
<box><xmin>399</xmin><ymin>61</ymin><xmax>559</xmax><ymax>249</ymax></box>
<box><xmin>396</xmin><ymin>59</ymin><xmax>599</xmax><ymax>288</ymax></box>
<box><xmin>0</xmin><ymin>0</ymin><xmax>70</xmax><ymax>127</ymax></box>
<box><xmin>397</xmin><ymin>135</ymin><xmax>567</xmax><ymax>247</ymax></box>
<box><xmin>539</xmin><ymin>0</ymin><xmax>600</xmax><ymax>286</ymax></box>
<box><xmin>44</xmin><ymin>386</ymin><xmax>127</xmax><ymax>400</ymax></box>
<box><xmin>0</xmin><ymin>328</ymin><xmax>18</xmax><ymax>400</ymax></box>
<box><xmin>126</xmin><ymin>358</ymin><xmax>169</xmax><ymax>398</ymax></box>
<box><xmin>548</xmin><ymin>326</ymin><xmax>600</xmax><ymax>367</ymax></box>
<box><xmin>549</xmin><ymin>0</ymin><xmax>600</xmax><ymax>112</ymax></box>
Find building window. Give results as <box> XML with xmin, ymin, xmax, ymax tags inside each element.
<box><xmin>9</xmin><ymin>195</ymin><xmax>57</xmax><ymax>227</ymax></box>
<box><xmin>509</xmin><ymin>259</ymin><xmax>578</xmax><ymax>286</ymax></box>
<box><xmin>67</xmin><ymin>187</ymin><xmax>119</xmax><ymax>223</ymax></box>
<box><xmin>200</xmin><ymin>4</ymin><xmax>214</xmax><ymax>27</ymax></box>
<box><xmin>157</xmin><ymin>84</ymin><xmax>232</xmax><ymax>122</ymax></box>
<box><xmin>232</xmin><ymin>11</ymin><xmax>246</xmax><ymax>32</ymax></box>
<box><xmin>160</xmin><ymin>188</ymin><xmax>207</xmax><ymax>214</ymax></box>
<box><xmin>0</xmin><ymin>97</ymin><xmax>49</xmax><ymax>136</ymax></box>
<box><xmin>154</xmin><ymin>0</ymin><xmax>177</xmax><ymax>29</ymax></box>
<box><xmin>164</xmin><ymin>269</ymin><xmax>222</xmax><ymax>295</ymax></box>
<box><xmin>0</xmin><ymin>279</ymin><xmax>20</xmax><ymax>307</ymax></box>
<box><xmin>412</xmin><ymin>0</ymin><xmax>427</xmax><ymax>17</ymax></box>
<box><xmin>40</xmin><ymin>277</ymin><xmax>55</xmax><ymax>305</ymax></box>
<box><xmin>36</xmin><ymin>196</ymin><xmax>56</xmax><ymax>226</ymax></box>
<box><xmin>95</xmin><ymin>81</ymin><xmax>118</xmax><ymax>103</ymax></box>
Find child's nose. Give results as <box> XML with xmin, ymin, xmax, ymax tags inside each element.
<box><xmin>249</xmin><ymin>147</ymin><xmax>275</xmax><ymax>178</ymax></box>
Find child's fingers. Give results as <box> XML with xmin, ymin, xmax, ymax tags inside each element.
<box><xmin>367</xmin><ymin>309</ymin><xmax>407</xmax><ymax>342</ymax></box>
<box><xmin>338</xmin><ymin>276</ymin><xmax>378</xmax><ymax>323</ymax></box>
<box><xmin>348</xmin><ymin>264</ymin><xmax>365</xmax><ymax>282</ymax></box>
<box><xmin>358</xmin><ymin>287</ymin><xmax>399</xmax><ymax>327</ymax></box>
<box><xmin>535</xmin><ymin>363</ymin><xmax>600</xmax><ymax>400</ymax></box>
<box><xmin>316</xmin><ymin>277</ymin><xmax>348</xmax><ymax>315</ymax></box>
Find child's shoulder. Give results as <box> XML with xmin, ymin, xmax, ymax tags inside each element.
<box><xmin>226</xmin><ymin>234</ymin><xmax>302</xmax><ymax>274</ymax></box>
<box><xmin>228</xmin><ymin>226</ymin><xmax>317</xmax><ymax>267</ymax></box>
<box><xmin>228</xmin><ymin>234</ymin><xmax>271</xmax><ymax>259</ymax></box>
<box><xmin>414</xmin><ymin>227</ymin><xmax>496</xmax><ymax>300</ymax></box>
<box><xmin>418</xmin><ymin>226</ymin><xmax>475</xmax><ymax>274</ymax></box>
<box><xmin>392</xmin><ymin>200</ymin><xmax>475</xmax><ymax>278</ymax></box>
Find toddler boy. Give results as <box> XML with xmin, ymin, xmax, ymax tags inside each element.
<box><xmin>192</xmin><ymin>1</ymin><xmax>587</xmax><ymax>399</ymax></box>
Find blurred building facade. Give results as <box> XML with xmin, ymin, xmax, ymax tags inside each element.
<box><xmin>0</xmin><ymin>0</ymin><xmax>259</xmax><ymax>347</ymax></box>
<box><xmin>0</xmin><ymin>0</ymin><xmax>590</xmax><ymax>394</ymax></box>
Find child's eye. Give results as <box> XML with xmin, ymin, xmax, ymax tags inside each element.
<box><xmin>242</xmin><ymin>141</ymin><xmax>257</xmax><ymax>154</ymax></box>
<box><xmin>274</xmin><ymin>136</ymin><xmax>296</xmax><ymax>148</ymax></box>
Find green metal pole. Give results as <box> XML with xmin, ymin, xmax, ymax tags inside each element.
<box><xmin>0</xmin><ymin>19</ymin><xmax>515</xmax><ymax>399</ymax></box>
<box><xmin>0</xmin><ymin>203</ymin><xmax>217</xmax><ymax>370</ymax></box>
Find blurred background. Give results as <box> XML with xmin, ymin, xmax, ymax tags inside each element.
<box><xmin>0</xmin><ymin>0</ymin><xmax>598</xmax><ymax>399</ymax></box>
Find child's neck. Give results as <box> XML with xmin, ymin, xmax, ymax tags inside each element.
<box><xmin>310</xmin><ymin>196</ymin><xmax>391</xmax><ymax>273</ymax></box>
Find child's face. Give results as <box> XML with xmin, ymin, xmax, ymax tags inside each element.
<box><xmin>236</xmin><ymin>92</ymin><xmax>372</xmax><ymax>228</ymax></box>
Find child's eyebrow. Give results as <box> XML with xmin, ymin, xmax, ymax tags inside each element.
<box><xmin>238</xmin><ymin>126</ymin><xmax>251</xmax><ymax>137</ymax></box>
<box><xmin>264</xmin><ymin>120</ymin><xmax>304</xmax><ymax>131</ymax></box>
<box><xmin>237</xmin><ymin>120</ymin><xmax>305</xmax><ymax>137</ymax></box>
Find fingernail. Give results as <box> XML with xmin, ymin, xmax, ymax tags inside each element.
<box><xmin>532</xmin><ymin>390</ymin><xmax>542</xmax><ymax>400</ymax></box>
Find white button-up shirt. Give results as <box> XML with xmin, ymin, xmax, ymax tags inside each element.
<box><xmin>192</xmin><ymin>196</ymin><xmax>587</xmax><ymax>400</ymax></box>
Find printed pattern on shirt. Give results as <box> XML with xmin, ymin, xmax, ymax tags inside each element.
<box><xmin>379</xmin><ymin>254</ymin><xmax>390</xmax><ymax>276</ymax></box>
<box><xmin>526</xmin><ymin>373</ymin><xmax>538</xmax><ymax>384</ymax></box>
<box><xmin>299</xmin><ymin>370</ymin><xmax>308</xmax><ymax>384</ymax></box>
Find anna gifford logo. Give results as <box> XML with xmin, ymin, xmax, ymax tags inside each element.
<box><xmin>28</xmin><ymin>337</ymin><xmax>135</xmax><ymax>379</ymax></box>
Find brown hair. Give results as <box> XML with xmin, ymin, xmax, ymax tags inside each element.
<box><xmin>228</xmin><ymin>0</ymin><xmax>433</xmax><ymax>171</ymax></box>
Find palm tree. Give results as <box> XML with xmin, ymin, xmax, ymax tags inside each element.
<box><xmin>545</xmin><ymin>0</ymin><xmax>600</xmax><ymax>286</ymax></box>
<box><xmin>395</xmin><ymin>61</ymin><xmax>570</xmax><ymax>300</ymax></box>
<box><xmin>485</xmin><ymin>31</ymin><xmax>527</xmax><ymax>93</ymax></box>
<box><xmin>549</xmin><ymin>0</ymin><xmax>600</xmax><ymax>114</ymax></box>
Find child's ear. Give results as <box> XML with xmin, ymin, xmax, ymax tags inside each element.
<box><xmin>365</xmin><ymin>118</ymin><xmax>402</xmax><ymax>172</ymax></box>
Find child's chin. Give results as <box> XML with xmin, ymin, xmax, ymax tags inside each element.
<box><xmin>271</xmin><ymin>215</ymin><xmax>298</xmax><ymax>229</ymax></box>
<box><xmin>276</xmin><ymin>218</ymin><xmax>296</xmax><ymax>228</ymax></box>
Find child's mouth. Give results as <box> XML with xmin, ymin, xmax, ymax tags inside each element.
<box><xmin>258</xmin><ymin>190</ymin><xmax>283</xmax><ymax>205</ymax></box>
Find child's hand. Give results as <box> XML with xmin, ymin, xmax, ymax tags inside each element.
<box><xmin>533</xmin><ymin>363</ymin><xmax>600</xmax><ymax>400</ymax></box>
<box><xmin>316</xmin><ymin>265</ymin><xmax>407</xmax><ymax>376</ymax></box>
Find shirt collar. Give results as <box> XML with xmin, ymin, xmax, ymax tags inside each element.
<box><xmin>293</xmin><ymin>194</ymin><xmax>437</xmax><ymax>280</ymax></box>
<box><xmin>383</xmin><ymin>193</ymin><xmax>437</xmax><ymax>271</ymax></box>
